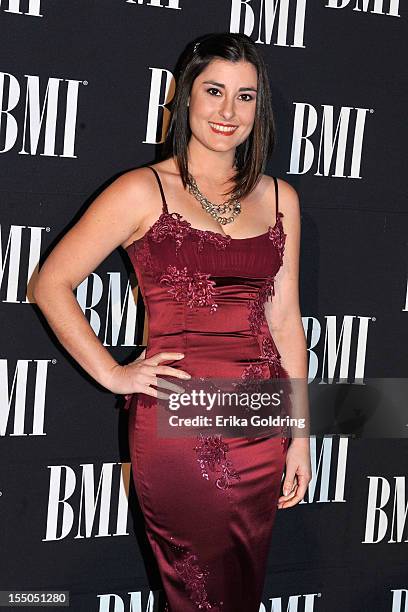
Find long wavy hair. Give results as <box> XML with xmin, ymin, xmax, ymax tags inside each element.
<box><xmin>159</xmin><ymin>32</ymin><xmax>276</xmax><ymax>200</ymax></box>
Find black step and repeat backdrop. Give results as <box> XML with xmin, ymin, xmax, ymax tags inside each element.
<box><xmin>1</xmin><ymin>1</ymin><xmax>407</xmax><ymax>611</ymax></box>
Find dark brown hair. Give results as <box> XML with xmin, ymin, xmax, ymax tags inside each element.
<box><xmin>160</xmin><ymin>32</ymin><xmax>276</xmax><ymax>200</ymax></box>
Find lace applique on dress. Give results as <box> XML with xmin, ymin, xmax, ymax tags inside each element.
<box><xmin>243</xmin><ymin>276</ymin><xmax>280</xmax><ymax>389</ymax></box>
<box><xmin>166</xmin><ymin>538</ymin><xmax>223</xmax><ymax>611</ymax></box>
<box><xmin>241</xmin><ymin>218</ymin><xmax>291</xmax><ymax>445</ymax></box>
<box><xmin>159</xmin><ymin>265</ymin><xmax>218</xmax><ymax>314</ymax></box>
<box><xmin>149</xmin><ymin>211</ymin><xmax>231</xmax><ymax>254</ymax></box>
<box><xmin>261</xmin><ymin>336</ymin><xmax>282</xmax><ymax>379</ymax></box>
<box><xmin>133</xmin><ymin>234</ymin><xmax>160</xmax><ymax>277</ymax></box>
<box><xmin>241</xmin><ymin>363</ymin><xmax>264</xmax><ymax>384</ymax></box>
<box><xmin>192</xmin><ymin>228</ymin><xmax>232</xmax><ymax>252</ymax></box>
<box><xmin>247</xmin><ymin>276</ymin><xmax>275</xmax><ymax>336</ymax></box>
<box><xmin>193</xmin><ymin>433</ymin><xmax>240</xmax><ymax>490</ymax></box>
<box><xmin>234</xmin><ymin>363</ymin><xmax>266</xmax><ymax>398</ymax></box>
<box><xmin>268</xmin><ymin>212</ymin><xmax>286</xmax><ymax>264</ymax></box>
<box><xmin>149</xmin><ymin>212</ymin><xmax>192</xmax><ymax>254</ymax></box>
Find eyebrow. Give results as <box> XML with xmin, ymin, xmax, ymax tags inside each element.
<box><xmin>202</xmin><ymin>80</ymin><xmax>258</xmax><ymax>93</ymax></box>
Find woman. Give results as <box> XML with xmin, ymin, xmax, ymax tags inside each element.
<box><xmin>34</xmin><ymin>32</ymin><xmax>311</xmax><ymax>612</ymax></box>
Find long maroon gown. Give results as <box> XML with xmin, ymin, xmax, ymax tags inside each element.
<box><xmin>124</xmin><ymin>166</ymin><xmax>291</xmax><ymax>611</ymax></box>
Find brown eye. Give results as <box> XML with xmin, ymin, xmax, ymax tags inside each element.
<box><xmin>207</xmin><ymin>88</ymin><xmax>221</xmax><ymax>96</ymax></box>
<box><xmin>240</xmin><ymin>94</ymin><xmax>254</xmax><ymax>102</ymax></box>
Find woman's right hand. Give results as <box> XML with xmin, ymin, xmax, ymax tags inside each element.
<box><xmin>107</xmin><ymin>350</ymin><xmax>191</xmax><ymax>399</ymax></box>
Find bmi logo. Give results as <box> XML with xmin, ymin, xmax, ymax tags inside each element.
<box><xmin>230</xmin><ymin>0</ymin><xmax>307</xmax><ymax>48</ymax></box>
<box><xmin>43</xmin><ymin>462</ymin><xmax>131</xmax><ymax>540</ymax></box>
<box><xmin>363</xmin><ymin>476</ymin><xmax>408</xmax><ymax>544</ymax></box>
<box><xmin>289</xmin><ymin>103</ymin><xmax>372</xmax><ymax>178</ymax></box>
<box><xmin>0</xmin><ymin>73</ymin><xmax>84</xmax><ymax>156</ymax></box>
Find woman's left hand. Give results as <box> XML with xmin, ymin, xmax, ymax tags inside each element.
<box><xmin>278</xmin><ymin>438</ymin><xmax>312</xmax><ymax>509</ymax></box>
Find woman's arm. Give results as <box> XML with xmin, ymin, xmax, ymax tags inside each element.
<box><xmin>33</xmin><ymin>167</ymin><xmax>162</xmax><ymax>392</ymax></box>
<box><xmin>266</xmin><ymin>180</ymin><xmax>312</xmax><ymax>509</ymax></box>
<box><xmin>264</xmin><ymin>179</ymin><xmax>309</xmax><ymax>441</ymax></box>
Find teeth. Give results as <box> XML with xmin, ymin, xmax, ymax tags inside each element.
<box><xmin>209</xmin><ymin>122</ymin><xmax>237</xmax><ymax>133</ymax></box>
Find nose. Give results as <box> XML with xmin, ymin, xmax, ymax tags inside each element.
<box><xmin>219</xmin><ymin>95</ymin><xmax>235</xmax><ymax>121</ymax></box>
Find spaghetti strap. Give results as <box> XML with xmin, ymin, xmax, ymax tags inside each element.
<box><xmin>147</xmin><ymin>166</ymin><xmax>168</xmax><ymax>214</ymax></box>
<box><xmin>273</xmin><ymin>176</ymin><xmax>279</xmax><ymax>222</ymax></box>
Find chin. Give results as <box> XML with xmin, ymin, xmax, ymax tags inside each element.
<box><xmin>197</xmin><ymin>135</ymin><xmax>233</xmax><ymax>151</ymax></box>
<box><xmin>209</xmin><ymin>142</ymin><xmax>236</xmax><ymax>153</ymax></box>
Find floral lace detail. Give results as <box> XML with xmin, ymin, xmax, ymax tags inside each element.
<box><xmin>246</xmin><ymin>218</ymin><xmax>287</xmax><ymax>336</ymax></box>
<box><xmin>243</xmin><ymin>264</ymin><xmax>291</xmax><ymax>446</ymax></box>
<box><xmin>235</xmin><ymin>363</ymin><xmax>266</xmax><ymax>397</ymax></box>
<box><xmin>133</xmin><ymin>235</ymin><xmax>153</xmax><ymax>271</ymax></box>
<box><xmin>243</xmin><ymin>278</ymin><xmax>278</xmax><ymax>396</ymax></box>
<box><xmin>193</xmin><ymin>228</ymin><xmax>231</xmax><ymax>252</ymax></box>
<box><xmin>247</xmin><ymin>276</ymin><xmax>275</xmax><ymax>336</ymax></box>
<box><xmin>268</xmin><ymin>212</ymin><xmax>286</xmax><ymax>264</ymax></box>
<box><xmin>241</xmin><ymin>363</ymin><xmax>264</xmax><ymax>382</ymax></box>
<box><xmin>149</xmin><ymin>211</ymin><xmax>231</xmax><ymax>254</ymax></box>
<box><xmin>133</xmin><ymin>238</ymin><xmax>163</xmax><ymax>282</ymax></box>
<box><xmin>159</xmin><ymin>265</ymin><xmax>218</xmax><ymax>314</ymax></box>
<box><xmin>166</xmin><ymin>538</ymin><xmax>223</xmax><ymax>611</ymax></box>
<box><xmin>150</xmin><ymin>212</ymin><xmax>192</xmax><ymax>254</ymax></box>
<box><xmin>193</xmin><ymin>433</ymin><xmax>240</xmax><ymax>490</ymax></box>
<box><xmin>262</xmin><ymin>336</ymin><xmax>282</xmax><ymax>378</ymax></box>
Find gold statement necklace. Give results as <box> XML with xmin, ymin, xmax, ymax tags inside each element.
<box><xmin>187</xmin><ymin>172</ymin><xmax>241</xmax><ymax>226</ymax></box>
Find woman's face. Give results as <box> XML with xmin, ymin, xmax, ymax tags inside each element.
<box><xmin>188</xmin><ymin>58</ymin><xmax>258</xmax><ymax>154</ymax></box>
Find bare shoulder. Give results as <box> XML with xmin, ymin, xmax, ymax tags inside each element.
<box><xmin>261</xmin><ymin>174</ymin><xmax>299</xmax><ymax>205</ymax></box>
<box><xmin>260</xmin><ymin>174</ymin><xmax>300</xmax><ymax>222</ymax></box>
<box><xmin>105</xmin><ymin>165</ymin><xmax>159</xmax><ymax>212</ymax></box>
<box><xmin>85</xmin><ymin>166</ymin><xmax>158</xmax><ymax>223</ymax></box>
<box><xmin>95</xmin><ymin>165</ymin><xmax>164</xmax><ymax>248</ymax></box>
<box><xmin>33</xmin><ymin>165</ymin><xmax>164</xmax><ymax>295</ymax></box>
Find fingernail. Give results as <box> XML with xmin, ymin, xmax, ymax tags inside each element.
<box><xmin>181</xmin><ymin>373</ymin><xmax>191</xmax><ymax>379</ymax></box>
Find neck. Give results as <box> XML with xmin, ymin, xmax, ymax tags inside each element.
<box><xmin>186</xmin><ymin>134</ymin><xmax>236</xmax><ymax>183</ymax></box>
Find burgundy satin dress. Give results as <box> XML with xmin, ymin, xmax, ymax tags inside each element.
<box><xmin>124</xmin><ymin>166</ymin><xmax>291</xmax><ymax>612</ymax></box>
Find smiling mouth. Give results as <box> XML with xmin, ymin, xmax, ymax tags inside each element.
<box><xmin>208</xmin><ymin>121</ymin><xmax>238</xmax><ymax>135</ymax></box>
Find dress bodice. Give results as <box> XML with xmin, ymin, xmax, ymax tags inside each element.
<box><xmin>124</xmin><ymin>166</ymin><xmax>289</xmax><ymax>409</ymax></box>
